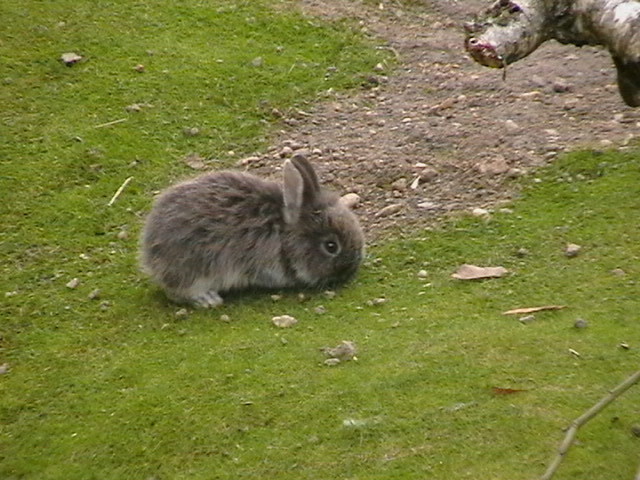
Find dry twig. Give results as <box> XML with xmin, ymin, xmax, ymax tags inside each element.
<box><xmin>94</xmin><ymin>118</ymin><xmax>127</xmax><ymax>129</ymax></box>
<box><xmin>107</xmin><ymin>176</ymin><xmax>133</xmax><ymax>206</ymax></box>
<box><xmin>540</xmin><ymin>369</ymin><xmax>640</xmax><ymax>480</ymax></box>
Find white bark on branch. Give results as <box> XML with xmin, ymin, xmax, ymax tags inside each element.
<box><xmin>465</xmin><ymin>0</ymin><xmax>640</xmax><ymax>106</ymax></box>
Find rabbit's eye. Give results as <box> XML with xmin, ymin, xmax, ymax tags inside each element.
<box><xmin>323</xmin><ymin>240</ymin><xmax>340</xmax><ymax>256</ymax></box>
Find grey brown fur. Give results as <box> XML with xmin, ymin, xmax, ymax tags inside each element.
<box><xmin>140</xmin><ymin>158</ymin><xmax>364</xmax><ymax>307</ymax></box>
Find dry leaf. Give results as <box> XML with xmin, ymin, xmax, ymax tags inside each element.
<box><xmin>451</xmin><ymin>264</ymin><xmax>508</xmax><ymax>280</ymax></box>
<box><xmin>183</xmin><ymin>153</ymin><xmax>206</xmax><ymax>170</ymax></box>
<box><xmin>502</xmin><ymin>305</ymin><xmax>566</xmax><ymax>315</ymax></box>
<box><xmin>492</xmin><ymin>387</ymin><xmax>528</xmax><ymax>395</ymax></box>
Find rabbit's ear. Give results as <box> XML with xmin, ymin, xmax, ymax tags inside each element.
<box><xmin>283</xmin><ymin>159</ymin><xmax>304</xmax><ymax>224</ymax></box>
<box><xmin>290</xmin><ymin>157</ymin><xmax>320</xmax><ymax>200</ymax></box>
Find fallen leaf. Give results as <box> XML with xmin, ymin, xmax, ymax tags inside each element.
<box><xmin>183</xmin><ymin>153</ymin><xmax>206</xmax><ymax>170</ymax></box>
<box><xmin>492</xmin><ymin>387</ymin><xmax>528</xmax><ymax>395</ymax></box>
<box><xmin>503</xmin><ymin>305</ymin><xmax>566</xmax><ymax>315</ymax></box>
<box><xmin>451</xmin><ymin>264</ymin><xmax>508</xmax><ymax>280</ymax></box>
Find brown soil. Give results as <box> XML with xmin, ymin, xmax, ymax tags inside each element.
<box><xmin>248</xmin><ymin>0</ymin><xmax>640</xmax><ymax>239</ymax></box>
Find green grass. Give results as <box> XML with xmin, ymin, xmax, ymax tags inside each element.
<box><xmin>2</xmin><ymin>1</ymin><xmax>640</xmax><ymax>479</ymax></box>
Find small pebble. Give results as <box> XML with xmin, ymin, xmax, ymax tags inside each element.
<box><xmin>117</xmin><ymin>230</ymin><xmax>129</xmax><ymax>240</ymax></box>
<box><xmin>272</xmin><ymin>315</ymin><xmax>298</xmax><ymax>328</ymax></box>
<box><xmin>611</xmin><ymin>268</ymin><xmax>626</xmax><ymax>276</ymax></box>
<box><xmin>631</xmin><ymin>425</ymin><xmax>640</xmax><ymax>437</ymax></box>
<box><xmin>279</xmin><ymin>146</ymin><xmax>293</xmax><ymax>158</ymax></box>
<box><xmin>574</xmin><ymin>318</ymin><xmax>588</xmax><ymax>329</ymax></box>
<box><xmin>125</xmin><ymin>103</ymin><xmax>143</xmax><ymax>112</ymax></box>
<box><xmin>417</xmin><ymin>201</ymin><xmax>438</xmax><ymax>210</ymax></box>
<box><xmin>367</xmin><ymin>297</ymin><xmax>387</xmax><ymax>306</ymax></box>
<box><xmin>66</xmin><ymin>278</ymin><xmax>80</xmax><ymax>289</ymax></box>
<box><xmin>375</xmin><ymin>203</ymin><xmax>403</xmax><ymax>217</ymax></box>
<box><xmin>88</xmin><ymin>289</ymin><xmax>101</xmax><ymax>300</ymax></box>
<box><xmin>220</xmin><ymin>314</ymin><xmax>231</xmax><ymax>323</ymax></box>
<box><xmin>519</xmin><ymin>315</ymin><xmax>536</xmax><ymax>324</ymax></box>
<box><xmin>270</xmin><ymin>294</ymin><xmax>282</xmax><ymax>301</ymax></box>
<box><xmin>133</xmin><ymin>64</ymin><xmax>145</xmax><ymax>73</ymax></box>
<box><xmin>322</xmin><ymin>340</ymin><xmax>357</xmax><ymax>360</ymax></box>
<box><xmin>175</xmin><ymin>308</ymin><xmax>189</xmax><ymax>318</ymax></box>
<box><xmin>60</xmin><ymin>52</ymin><xmax>82</xmax><ymax>65</ymax></box>
<box><xmin>314</xmin><ymin>305</ymin><xmax>327</xmax><ymax>314</ymax></box>
<box><xmin>417</xmin><ymin>270</ymin><xmax>428</xmax><ymax>279</ymax></box>
<box><xmin>419</xmin><ymin>167</ymin><xmax>438</xmax><ymax>182</ymax></box>
<box><xmin>340</xmin><ymin>193</ymin><xmax>360</xmax><ymax>209</ymax></box>
<box><xmin>565</xmin><ymin>243</ymin><xmax>582</xmax><ymax>257</ymax></box>
<box><xmin>391</xmin><ymin>178</ymin><xmax>408</xmax><ymax>191</ymax></box>
<box><xmin>324</xmin><ymin>358</ymin><xmax>341</xmax><ymax>366</ymax></box>
<box><xmin>324</xmin><ymin>290</ymin><xmax>336</xmax><ymax>299</ymax></box>
<box><xmin>619</xmin><ymin>342</ymin><xmax>630</xmax><ymax>350</ymax></box>
<box><xmin>0</xmin><ymin>363</ymin><xmax>9</xmax><ymax>375</ymax></box>
<box><xmin>183</xmin><ymin>127</ymin><xmax>200</xmax><ymax>137</ymax></box>
<box><xmin>504</xmin><ymin>119</ymin><xmax>519</xmax><ymax>131</ymax></box>
<box><xmin>471</xmin><ymin>207</ymin><xmax>490</xmax><ymax>218</ymax></box>
<box><xmin>516</xmin><ymin>247</ymin><xmax>530</xmax><ymax>257</ymax></box>
<box><xmin>552</xmin><ymin>77</ymin><xmax>573</xmax><ymax>93</ymax></box>
<box><xmin>237</xmin><ymin>155</ymin><xmax>260</xmax><ymax>166</ymax></box>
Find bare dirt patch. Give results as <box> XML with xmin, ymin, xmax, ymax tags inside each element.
<box><xmin>248</xmin><ymin>0</ymin><xmax>640</xmax><ymax>239</ymax></box>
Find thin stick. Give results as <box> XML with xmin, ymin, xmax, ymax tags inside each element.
<box><xmin>94</xmin><ymin>118</ymin><xmax>127</xmax><ymax>129</ymax></box>
<box><xmin>107</xmin><ymin>176</ymin><xmax>133</xmax><ymax>206</ymax></box>
<box><xmin>540</xmin><ymin>369</ymin><xmax>640</xmax><ymax>480</ymax></box>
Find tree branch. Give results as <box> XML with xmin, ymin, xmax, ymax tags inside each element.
<box><xmin>540</xmin><ymin>369</ymin><xmax>640</xmax><ymax>480</ymax></box>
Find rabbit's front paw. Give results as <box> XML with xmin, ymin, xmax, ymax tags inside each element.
<box><xmin>192</xmin><ymin>290</ymin><xmax>223</xmax><ymax>308</ymax></box>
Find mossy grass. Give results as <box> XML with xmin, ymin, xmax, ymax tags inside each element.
<box><xmin>2</xmin><ymin>1</ymin><xmax>640</xmax><ymax>479</ymax></box>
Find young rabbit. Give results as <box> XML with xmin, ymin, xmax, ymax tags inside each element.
<box><xmin>140</xmin><ymin>157</ymin><xmax>365</xmax><ymax>308</ymax></box>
